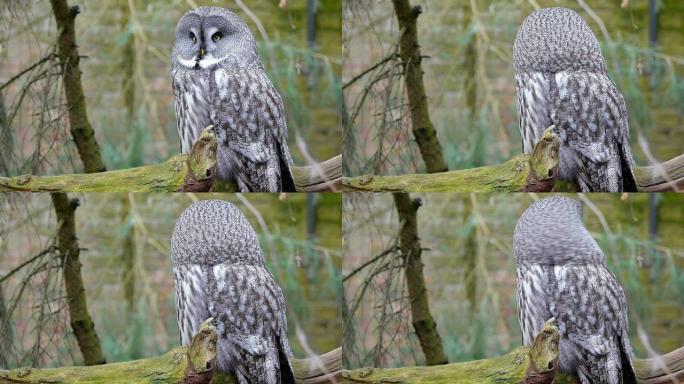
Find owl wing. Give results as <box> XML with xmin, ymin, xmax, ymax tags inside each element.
<box><xmin>516</xmin><ymin>264</ymin><xmax>553</xmax><ymax>346</ymax></box>
<box><xmin>208</xmin><ymin>263</ymin><xmax>294</xmax><ymax>384</ymax></box>
<box><xmin>173</xmin><ymin>263</ymin><xmax>211</xmax><ymax>346</ymax></box>
<box><xmin>172</xmin><ymin>66</ymin><xmax>213</xmax><ymax>154</ymax></box>
<box><xmin>606</xmin><ymin>79</ymin><xmax>637</xmax><ymax>192</ymax></box>
<box><xmin>548</xmin><ymin>264</ymin><xmax>635</xmax><ymax>383</ymax></box>
<box><xmin>211</xmin><ymin>69</ymin><xmax>296</xmax><ymax>192</ymax></box>
<box><xmin>549</xmin><ymin>71</ymin><xmax>636</xmax><ymax>192</ymax></box>
<box><xmin>515</xmin><ymin>71</ymin><xmax>553</xmax><ymax>154</ymax></box>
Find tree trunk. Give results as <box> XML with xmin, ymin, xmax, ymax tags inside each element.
<box><xmin>50</xmin><ymin>193</ymin><xmax>106</xmax><ymax>366</ymax></box>
<box><xmin>392</xmin><ymin>192</ymin><xmax>447</xmax><ymax>366</ymax></box>
<box><xmin>119</xmin><ymin>195</ymin><xmax>135</xmax><ymax>314</ymax></box>
<box><xmin>120</xmin><ymin>0</ymin><xmax>136</xmax><ymax>130</ymax></box>
<box><xmin>463</xmin><ymin>3</ymin><xmax>477</xmax><ymax>128</ymax></box>
<box><xmin>391</xmin><ymin>0</ymin><xmax>447</xmax><ymax>174</ymax></box>
<box><xmin>0</xmin><ymin>93</ymin><xmax>11</xmax><ymax>175</ymax></box>
<box><xmin>0</xmin><ymin>284</ymin><xmax>9</xmax><ymax>368</ymax></box>
<box><xmin>462</xmin><ymin>195</ymin><xmax>485</xmax><ymax>359</ymax></box>
<box><xmin>49</xmin><ymin>0</ymin><xmax>106</xmax><ymax>173</ymax></box>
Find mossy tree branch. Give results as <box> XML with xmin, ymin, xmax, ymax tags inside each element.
<box><xmin>50</xmin><ymin>192</ymin><xmax>106</xmax><ymax>366</ymax></box>
<box><xmin>391</xmin><ymin>0</ymin><xmax>447</xmax><ymax>173</ymax></box>
<box><xmin>343</xmin><ymin>319</ymin><xmax>684</xmax><ymax>384</ymax></box>
<box><xmin>344</xmin><ymin>127</ymin><xmax>684</xmax><ymax>192</ymax></box>
<box><xmin>0</xmin><ymin>128</ymin><xmax>342</xmax><ymax>192</ymax></box>
<box><xmin>393</xmin><ymin>193</ymin><xmax>447</xmax><ymax>366</ymax></box>
<box><xmin>343</xmin><ymin>319</ymin><xmax>562</xmax><ymax>384</ymax></box>
<box><xmin>49</xmin><ymin>0</ymin><xmax>106</xmax><ymax>173</ymax></box>
<box><xmin>0</xmin><ymin>320</ymin><xmax>342</xmax><ymax>384</ymax></box>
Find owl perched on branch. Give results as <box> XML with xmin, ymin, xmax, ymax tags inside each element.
<box><xmin>171</xmin><ymin>200</ymin><xmax>295</xmax><ymax>384</ymax></box>
<box><xmin>514</xmin><ymin>196</ymin><xmax>636</xmax><ymax>384</ymax></box>
<box><xmin>171</xmin><ymin>7</ymin><xmax>296</xmax><ymax>192</ymax></box>
<box><xmin>513</xmin><ymin>8</ymin><xmax>637</xmax><ymax>192</ymax></box>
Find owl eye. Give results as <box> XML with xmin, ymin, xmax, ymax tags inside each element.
<box><xmin>189</xmin><ymin>32</ymin><xmax>197</xmax><ymax>43</ymax></box>
<box><xmin>212</xmin><ymin>32</ymin><xmax>222</xmax><ymax>42</ymax></box>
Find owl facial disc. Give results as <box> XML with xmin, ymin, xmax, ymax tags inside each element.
<box><xmin>172</xmin><ymin>7</ymin><xmax>260</xmax><ymax>70</ymax></box>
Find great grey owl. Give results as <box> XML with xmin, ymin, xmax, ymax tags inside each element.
<box><xmin>513</xmin><ymin>8</ymin><xmax>637</xmax><ymax>192</ymax></box>
<box><xmin>171</xmin><ymin>200</ymin><xmax>295</xmax><ymax>384</ymax></box>
<box><xmin>171</xmin><ymin>7</ymin><xmax>296</xmax><ymax>192</ymax></box>
<box><xmin>514</xmin><ymin>196</ymin><xmax>636</xmax><ymax>384</ymax></box>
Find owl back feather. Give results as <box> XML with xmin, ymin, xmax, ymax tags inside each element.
<box><xmin>514</xmin><ymin>197</ymin><xmax>636</xmax><ymax>384</ymax></box>
<box><xmin>513</xmin><ymin>7</ymin><xmax>606</xmax><ymax>74</ymax></box>
<box><xmin>513</xmin><ymin>8</ymin><xmax>637</xmax><ymax>192</ymax></box>
<box><xmin>171</xmin><ymin>200</ymin><xmax>295</xmax><ymax>384</ymax></box>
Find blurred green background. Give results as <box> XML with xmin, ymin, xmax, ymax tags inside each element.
<box><xmin>343</xmin><ymin>193</ymin><xmax>684</xmax><ymax>368</ymax></box>
<box><xmin>343</xmin><ymin>0</ymin><xmax>684</xmax><ymax>176</ymax></box>
<box><xmin>0</xmin><ymin>192</ymin><xmax>341</xmax><ymax>368</ymax></box>
<box><xmin>0</xmin><ymin>0</ymin><xmax>341</xmax><ymax>176</ymax></box>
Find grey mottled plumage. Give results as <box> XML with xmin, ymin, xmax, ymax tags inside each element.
<box><xmin>514</xmin><ymin>196</ymin><xmax>636</xmax><ymax>384</ymax></box>
<box><xmin>171</xmin><ymin>7</ymin><xmax>296</xmax><ymax>192</ymax></box>
<box><xmin>513</xmin><ymin>8</ymin><xmax>636</xmax><ymax>192</ymax></box>
<box><xmin>171</xmin><ymin>200</ymin><xmax>295</xmax><ymax>384</ymax></box>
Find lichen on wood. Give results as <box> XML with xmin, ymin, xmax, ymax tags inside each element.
<box><xmin>344</xmin><ymin>127</ymin><xmax>684</xmax><ymax>193</ymax></box>
<box><xmin>342</xmin><ymin>318</ymin><xmax>684</xmax><ymax>384</ymax></box>
<box><xmin>0</xmin><ymin>128</ymin><xmax>342</xmax><ymax>193</ymax></box>
<box><xmin>342</xmin><ymin>320</ymin><xmax>564</xmax><ymax>384</ymax></box>
<box><xmin>0</xmin><ymin>320</ymin><xmax>342</xmax><ymax>384</ymax></box>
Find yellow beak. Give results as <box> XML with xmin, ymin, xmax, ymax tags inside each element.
<box><xmin>200</xmin><ymin>47</ymin><xmax>205</xmax><ymax>57</ymax></box>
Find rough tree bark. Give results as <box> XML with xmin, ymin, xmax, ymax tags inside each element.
<box><xmin>393</xmin><ymin>193</ymin><xmax>447</xmax><ymax>366</ymax></box>
<box><xmin>49</xmin><ymin>0</ymin><xmax>106</xmax><ymax>173</ymax></box>
<box><xmin>50</xmin><ymin>193</ymin><xmax>106</xmax><ymax>366</ymax></box>
<box><xmin>0</xmin><ymin>128</ymin><xmax>342</xmax><ymax>192</ymax></box>
<box><xmin>391</xmin><ymin>0</ymin><xmax>447</xmax><ymax>173</ymax></box>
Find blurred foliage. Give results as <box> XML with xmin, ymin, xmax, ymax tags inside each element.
<box><xmin>0</xmin><ymin>0</ymin><xmax>341</xmax><ymax>176</ymax></box>
<box><xmin>343</xmin><ymin>192</ymin><xmax>684</xmax><ymax>368</ymax></box>
<box><xmin>343</xmin><ymin>0</ymin><xmax>684</xmax><ymax>176</ymax></box>
<box><xmin>0</xmin><ymin>192</ymin><xmax>341</xmax><ymax>368</ymax></box>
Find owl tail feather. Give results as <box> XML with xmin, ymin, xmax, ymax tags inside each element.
<box><xmin>619</xmin><ymin>144</ymin><xmax>637</xmax><ymax>192</ymax></box>
<box><xmin>277</xmin><ymin>143</ymin><xmax>296</xmax><ymax>193</ymax></box>
<box><xmin>619</xmin><ymin>336</ymin><xmax>637</xmax><ymax>384</ymax></box>
<box><xmin>277</xmin><ymin>335</ymin><xmax>296</xmax><ymax>384</ymax></box>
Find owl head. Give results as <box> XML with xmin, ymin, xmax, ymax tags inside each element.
<box><xmin>171</xmin><ymin>200</ymin><xmax>265</xmax><ymax>266</ymax></box>
<box><xmin>513</xmin><ymin>7</ymin><xmax>606</xmax><ymax>74</ymax></box>
<box><xmin>171</xmin><ymin>6</ymin><xmax>261</xmax><ymax>70</ymax></box>
<box><xmin>513</xmin><ymin>196</ymin><xmax>605</xmax><ymax>266</ymax></box>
